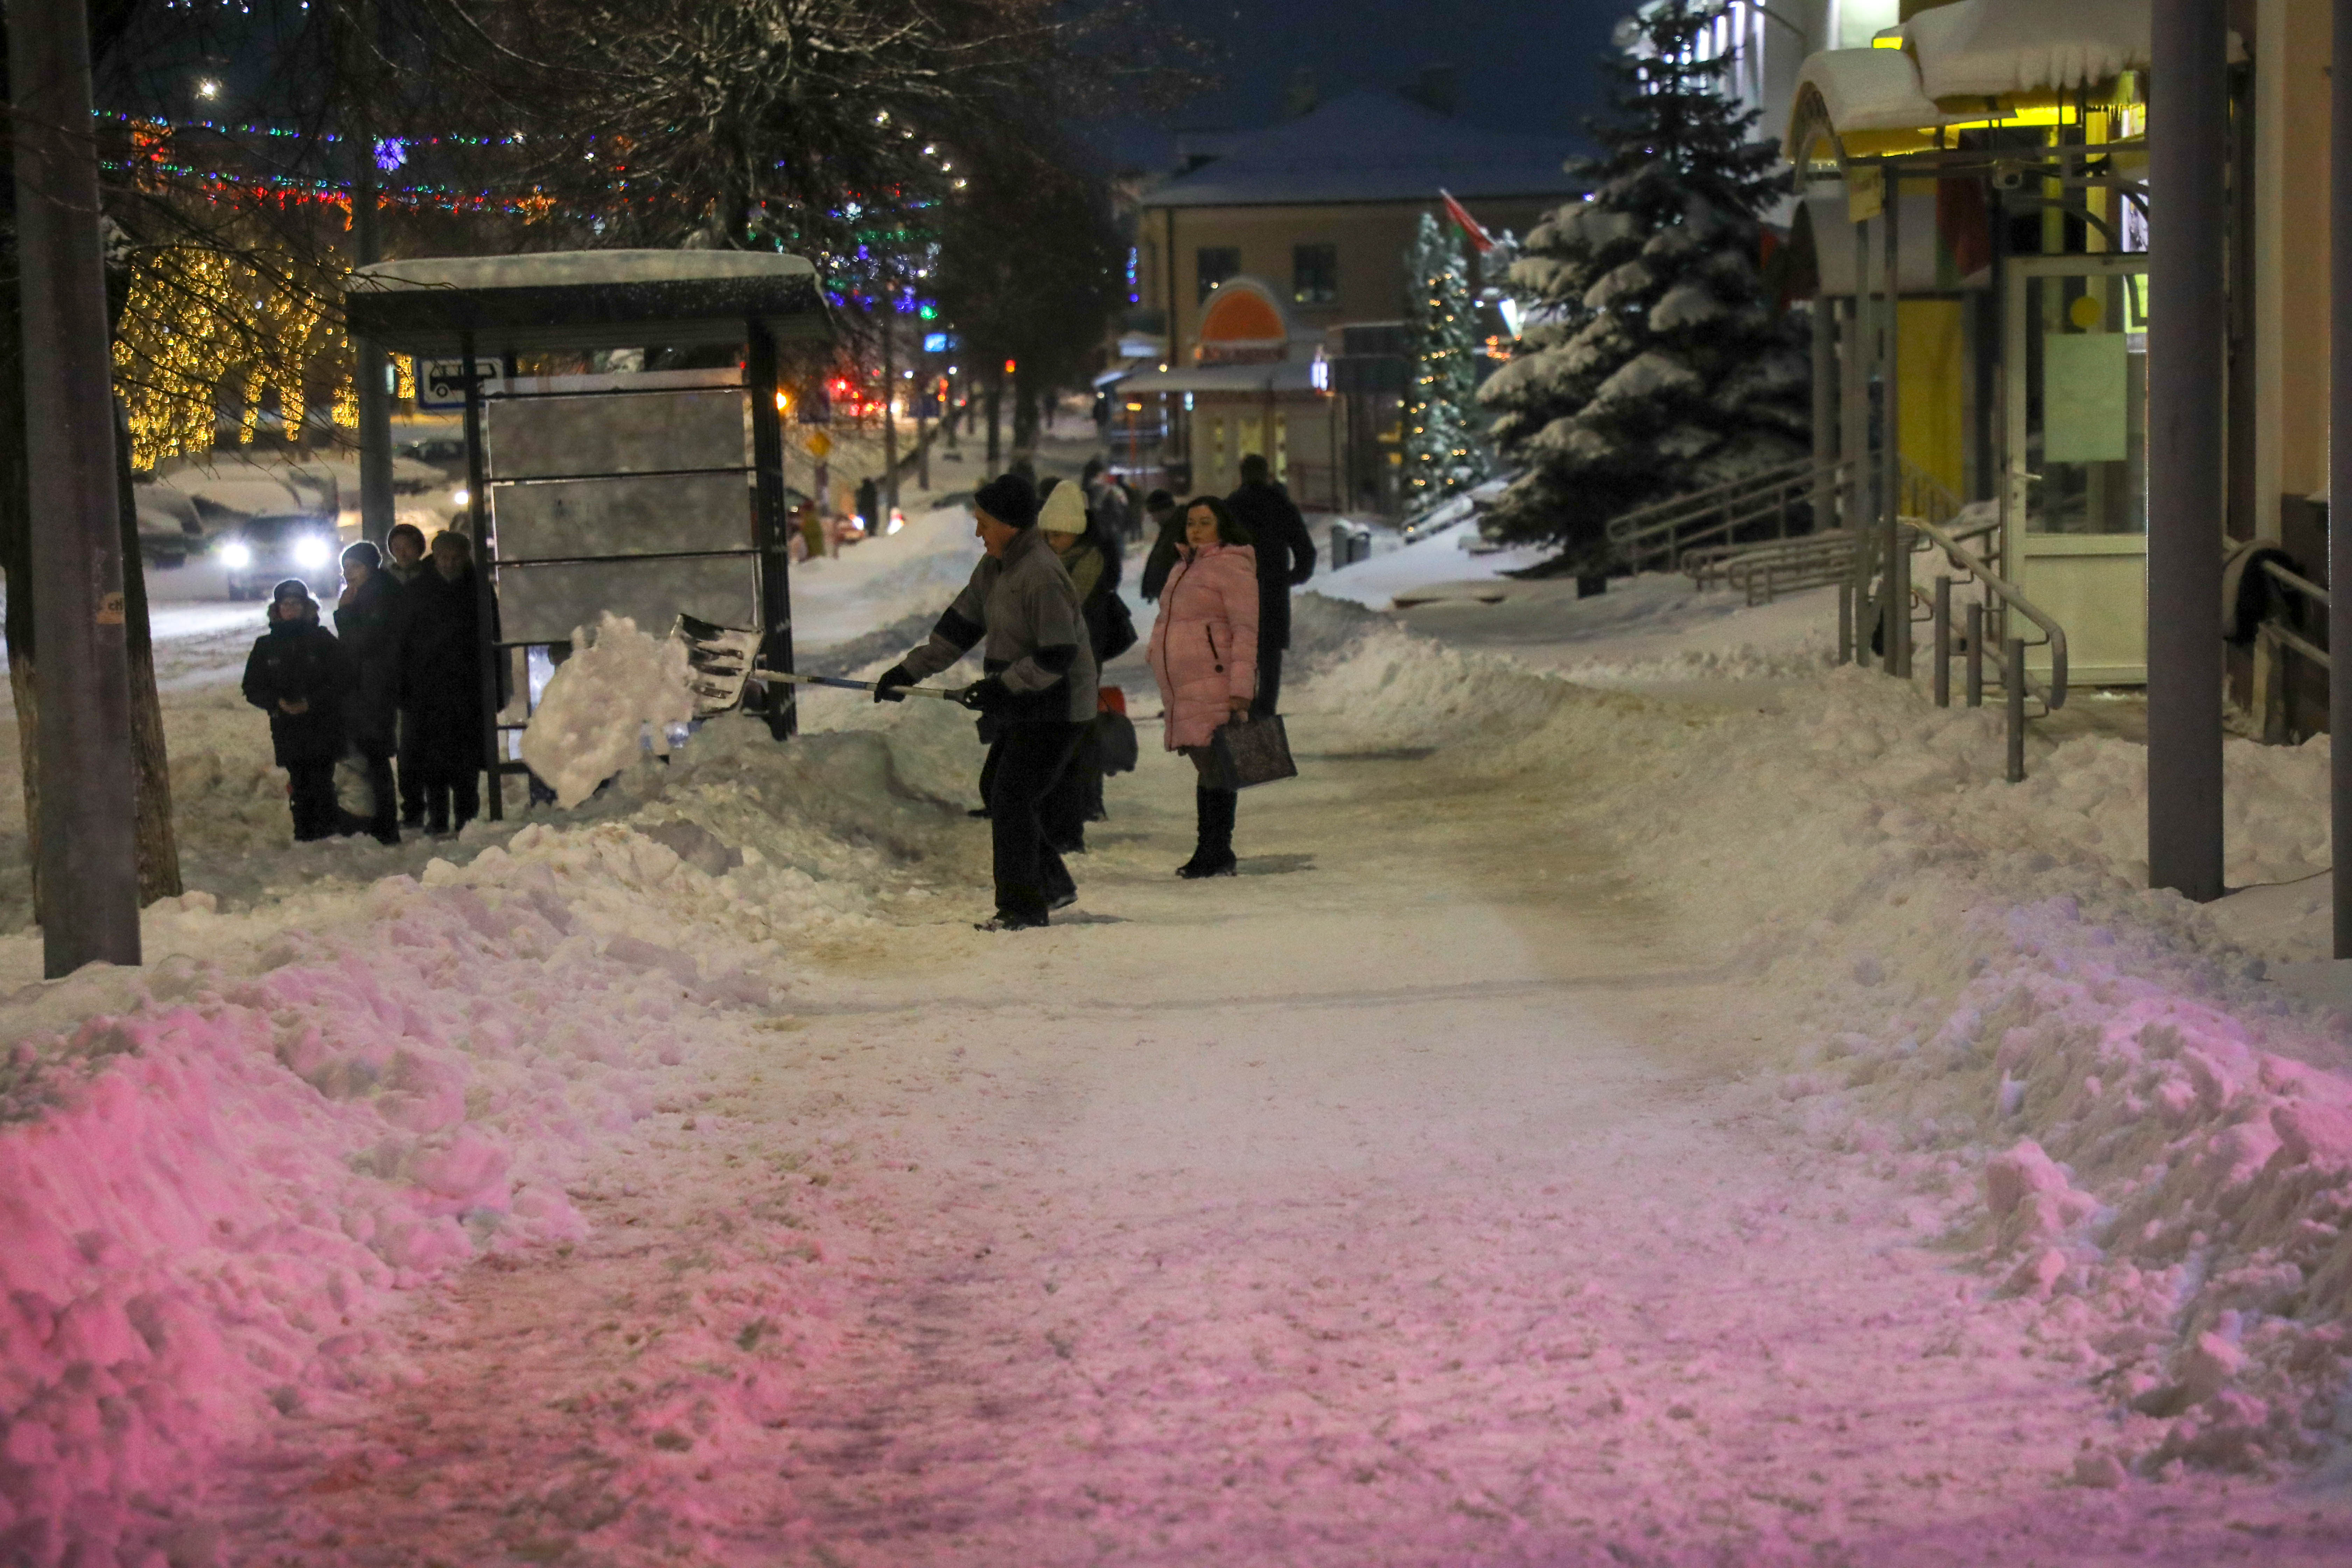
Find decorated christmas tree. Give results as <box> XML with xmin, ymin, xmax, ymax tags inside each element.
<box><xmin>1401</xmin><ymin>211</ymin><xmax>1490</xmax><ymax>509</ymax></box>
<box><xmin>1480</xmin><ymin>0</ymin><xmax>1808</xmax><ymax>567</ymax></box>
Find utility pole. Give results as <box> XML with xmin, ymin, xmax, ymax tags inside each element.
<box><xmin>2146</xmin><ymin>0</ymin><xmax>2227</xmax><ymax>903</ymax></box>
<box><xmin>344</xmin><ymin>0</ymin><xmax>394</xmax><ymax>545</ymax></box>
<box><xmin>9</xmin><ymin>1</ymin><xmax>142</xmax><ymax>976</ymax></box>
<box><xmin>2331</xmin><ymin>0</ymin><xmax>2352</xmax><ymax>954</ymax></box>
<box><xmin>880</xmin><ymin>310</ymin><xmax>899</xmax><ymax>520</ymax></box>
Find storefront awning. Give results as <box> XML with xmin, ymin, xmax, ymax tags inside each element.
<box><xmin>1114</xmin><ymin>361</ymin><xmax>1324</xmax><ymax>396</ymax></box>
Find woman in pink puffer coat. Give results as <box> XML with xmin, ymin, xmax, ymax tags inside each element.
<box><xmin>1147</xmin><ymin>495</ymin><xmax>1259</xmax><ymax>878</ymax></box>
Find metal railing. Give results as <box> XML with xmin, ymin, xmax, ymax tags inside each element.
<box><xmin>2249</xmin><ymin>556</ymin><xmax>2330</xmax><ymax>744</ymax></box>
<box><xmin>1899</xmin><ymin>514</ymin><xmax>2070</xmax><ymax>783</ymax></box>
<box><xmin>1608</xmin><ymin>454</ymin><xmax>1853</xmax><ymax>572</ymax></box>
<box><xmin>1685</xmin><ymin>531</ymin><xmax>1857</xmax><ymax>603</ymax></box>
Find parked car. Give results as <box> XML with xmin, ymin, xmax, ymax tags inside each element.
<box><xmin>133</xmin><ymin>484</ymin><xmax>204</xmax><ymax>567</ymax></box>
<box><xmin>215</xmin><ymin>512</ymin><xmax>347</xmax><ymax>601</ymax></box>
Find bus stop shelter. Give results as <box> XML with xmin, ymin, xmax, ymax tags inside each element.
<box><xmin>344</xmin><ymin>250</ymin><xmax>835</xmax><ymax>818</ymax></box>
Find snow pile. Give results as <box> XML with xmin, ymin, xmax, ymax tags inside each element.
<box><xmin>787</xmin><ymin>499</ymin><xmax>981</xmax><ymax>652</ymax></box>
<box><xmin>0</xmin><ymin>682</ymin><xmax>997</xmax><ymax>1561</ymax></box>
<box><xmin>1283</xmin><ymin>606</ymin><xmax>2352</xmax><ymax>1480</ymax></box>
<box><xmin>1313</xmin><ymin>528</ymin><xmax>1549</xmax><ymax>611</ymax></box>
<box><xmin>0</xmin><ymin>820</ymin><xmax>805</xmax><ymax>1563</ymax></box>
<box><xmin>520</xmin><ymin>615</ymin><xmax>695</xmax><ymax>809</ymax></box>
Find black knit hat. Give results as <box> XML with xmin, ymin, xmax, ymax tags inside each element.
<box><xmin>341</xmin><ymin>540</ymin><xmax>382</xmax><ymax>570</ymax></box>
<box><xmin>270</xmin><ymin>578</ymin><xmax>315</xmax><ymax>606</ymax></box>
<box><xmin>972</xmin><ymin>472</ymin><xmax>1039</xmax><ymax>529</ymax></box>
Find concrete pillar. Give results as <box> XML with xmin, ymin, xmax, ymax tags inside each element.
<box><xmin>2147</xmin><ymin>0</ymin><xmax>2229</xmax><ymax>902</ymax></box>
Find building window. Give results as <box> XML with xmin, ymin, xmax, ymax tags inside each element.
<box><xmin>1292</xmin><ymin>244</ymin><xmax>1338</xmax><ymax>305</ymax></box>
<box><xmin>1197</xmin><ymin>246</ymin><xmax>1240</xmax><ymax>302</ymax></box>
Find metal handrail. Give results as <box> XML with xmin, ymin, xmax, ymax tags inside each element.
<box><xmin>1609</xmin><ymin>455</ymin><xmax>1851</xmax><ymax>568</ymax></box>
<box><xmin>2255</xmin><ymin>556</ymin><xmax>2332</xmax><ymax>676</ymax></box>
<box><xmin>1726</xmin><ymin>535</ymin><xmax>1855</xmax><ymax>605</ymax></box>
<box><xmin>1606</xmin><ymin>454</ymin><xmax>1822</xmax><ymax>544</ymax></box>
<box><xmin>1908</xmin><ymin>513</ymin><xmax>2068</xmax><ymax>710</ymax></box>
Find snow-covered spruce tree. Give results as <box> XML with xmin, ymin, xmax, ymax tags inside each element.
<box><xmin>1401</xmin><ymin>210</ymin><xmax>1490</xmax><ymax>510</ymax></box>
<box><xmin>1479</xmin><ymin>0</ymin><xmax>1808</xmax><ymax>568</ymax></box>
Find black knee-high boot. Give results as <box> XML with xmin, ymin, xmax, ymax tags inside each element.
<box><xmin>1178</xmin><ymin>786</ymin><xmax>1238</xmax><ymax>878</ymax></box>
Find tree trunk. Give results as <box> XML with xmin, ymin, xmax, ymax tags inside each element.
<box><xmin>1012</xmin><ymin>374</ymin><xmax>1040</xmax><ymax>454</ymax></box>
<box><xmin>985</xmin><ymin>379</ymin><xmax>1002</xmax><ymax>467</ymax></box>
<box><xmin>114</xmin><ymin>407</ymin><xmax>180</xmax><ymax>903</ymax></box>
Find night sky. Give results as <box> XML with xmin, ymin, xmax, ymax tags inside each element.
<box><xmin>1099</xmin><ymin>0</ymin><xmax>1632</xmax><ymax>165</ymax></box>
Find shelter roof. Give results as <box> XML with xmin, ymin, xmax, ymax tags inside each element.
<box><xmin>1139</xmin><ymin>91</ymin><xmax>1582</xmax><ymax>210</ymax></box>
<box><xmin>345</xmin><ymin>249</ymin><xmax>832</xmax><ymax>355</ymax></box>
<box><xmin>1784</xmin><ymin>0</ymin><xmax>2155</xmax><ymax>159</ymax></box>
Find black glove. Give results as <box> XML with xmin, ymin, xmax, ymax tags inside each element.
<box><xmin>873</xmin><ymin>663</ymin><xmax>913</xmax><ymax>703</ymax></box>
<box><xmin>956</xmin><ymin>677</ymin><xmax>1012</xmax><ymax>714</ymax></box>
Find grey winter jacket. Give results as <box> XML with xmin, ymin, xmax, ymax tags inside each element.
<box><xmin>898</xmin><ymin>525</ymin><xmax>1099</xmax><ymax>723</ymax></box>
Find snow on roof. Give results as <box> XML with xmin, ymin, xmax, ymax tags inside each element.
<box><xmin>1909</xmin><ymin>0</ymin><xmax>2150</xmax><ymax>100</ymax></box>
<box><xmin>356</xmin><ymin>250</ymin><xmax>816</xmax><ymax>293</ymax></box>
<box><xmin>1115</xmin><ymin>360</ymin><xmax>1323</xmax><ymax>395</ymax></box>
<box><xmin>1139</xmin><ymin>91</ymin><xmax>1583</xmax><ymax>209</ymax></box>
<box><xmin>345</xmin><ymin>249</ymin><xmax>831</xmax><ymax>355</ymax></box>
<box><xmin>1786</xmin><ymin>0</ymin><xmax>2154</xmax><ymax>156</ymax></box>
<box><xmin>1790</xmin><ymin>49</ymin><xmax>1952</xmax><ymax>141</ymax></box>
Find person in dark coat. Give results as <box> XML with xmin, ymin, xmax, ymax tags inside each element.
<box><xmin>242</xmin><ymin>579</ymin><xmax>349</xmax><ymax>843</ymax></box>
<box><xmin>1136</xmin><ymin>490</ymin><xmax>1183</xmax><ymax>601</ymax></box>
<box><xmin>383</xmin><ymin>524</ymin><xmax>431</xmax><ymax>823</ymax></box>
<box><xmin>400</xmin><ymin>531</ymin><xmax>489</xmax><ymax>835</ymax></box>
<box><xmin>874</xmin><ymin>471</ymin><xmax>1098</xmax><ymax>931</ymax></box>
<box><xmin>334</xmin><ymin>541</ymin><xmax>406</xmax><ymax>844</ymax></box>
<box><xmin>1224</xmin><ymin>454</ymin><xmax>1317</xmax><ymax>716</ymax></box>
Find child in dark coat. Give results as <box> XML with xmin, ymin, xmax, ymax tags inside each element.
<box><xmin>241</xmin><ymin>579</ymin><xmax>350</xmax><ymax>842</ymax></box>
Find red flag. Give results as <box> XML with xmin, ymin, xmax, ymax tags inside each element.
<box><xmin>1439</xmin><ymin>188</ymin><xmax>1494</xmax><ymax>254</ymax></box>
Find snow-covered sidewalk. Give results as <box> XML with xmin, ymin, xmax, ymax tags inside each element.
<box><xmin>6</xmin><ymin>567</ymin><xmax>2352</xmax><ymax>1563</ymax></box>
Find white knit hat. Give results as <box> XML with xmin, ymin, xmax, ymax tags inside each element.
<box><xmin>1037</xmin><ymin>483</ymin><xmax>1088</xmax><ymax>534</ymax></box>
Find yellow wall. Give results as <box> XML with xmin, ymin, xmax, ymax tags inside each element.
<box><xmin>1897</xmin><ymin>298</ymin><xmax>1967</xmax><ymax>501</ymax></box>
<box><xmin>2254</xmin><ymin>0</ymin><xmax>2333</xmax><ymax>530</ymax></box>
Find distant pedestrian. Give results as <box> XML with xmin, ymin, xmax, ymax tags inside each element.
<box><xmin>334</xmin><ymin>541</ymin><xmax>405</xmax><ymax>845</ymax></box>
<box><xmin>856</xmin><ymin>475</ymin><xmax>880</xmax><ymax>535</ymax></box>
<box><xmin>1037</xmin><ymin>479</ymin><xmax>1129</xmax><ymax>842</ymax></box>
<box><xmin>1225</xmin><ymin>454</ymin><xmax>1317</xmax><ymax>716</ymax></box>
<box><xmin>1146</xmin><ymin>496</ymin><xmax>1258</xmax><ymax>878</ymax></box>
<box><xmin>401</xmin><ymin>531</ymin><xmax>489</xmax><ymax>835</ymax></box>
<box><xmin>242</xmin><ymin>579</ymin><xmax>349</xmax><ymax>844</ymax></box>
<box><xmin>798</xmin><ymin>499</ymin><xmax>826</xmax><ymax>562</ymax></box>
<box><xmin>873</xmin><ymin>471</ymin><xmax>1098</xmax><ymax>930</ymax></box>
<box><xmin>1137</xmin><ymin>489</ymin><xmax>1183</xmax><ymax>601</ymax></box>
<box><xmin>384</xmin><ymin>525</ymin><xmax>431</xmax><ymax>823</ymax></box>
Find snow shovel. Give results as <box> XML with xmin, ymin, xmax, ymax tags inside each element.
<box><xmin>747</xmin><ymin>669</ymin><xmax>972</xmax><ymax>703</ymax></box>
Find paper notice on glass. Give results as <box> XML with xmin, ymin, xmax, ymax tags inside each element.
<box><xmin>2043</xmin><ymin>332</ymin><xmax>2129</xmax><ymax>464</ymax></box>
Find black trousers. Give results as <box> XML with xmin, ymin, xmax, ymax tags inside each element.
<box><xmin>286</xmin><ymin>762</ymin><xmax>339</xmax><ymax>842</ymax></box>
<box><xmin>1251</xmin><ymin>644</ymin><xmax>1286</xmax><ymax>719</ymax></box>
<box><xmin>986</xmin><ymin>721</ymin><xmax>1086</xmax><ymax>922</ymax></box>
<box><xmin>396</xmin><ymin>710</ymin><xmax>426</xmax><ymax>823</ymax></box>
<box><xmin>357</xmin><ymin>751</ymin><xmax>399</xmax><ymax>839</ymax></box>
<box><xmin>423</xmin><ymin>772</ymin><xmax>482</xmax><ymax>835</ymax></box>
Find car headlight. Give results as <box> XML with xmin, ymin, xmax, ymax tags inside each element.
<box><xmin>451</xmin><ymin>487</ymin><xmax>471</xmax><ymax>507</ymax></box>
<box><xmin>218</xmin><ymin>541</ymin><xmax>253</xmax><ymax>569</ymax></box>
<box><xmin>291</xmin><ymin>535</ymin><xmax>333</xmax><ymax>569</ymax></box>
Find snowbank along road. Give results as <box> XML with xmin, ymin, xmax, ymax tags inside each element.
<box><xmin>4</xmin><ymin>566</ymin><xmax>2352</xmax><ymax>1565</ymax></box>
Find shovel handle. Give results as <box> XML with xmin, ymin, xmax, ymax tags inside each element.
<box><xmin>749</xmin><ymin>669</ymin><xmax>967</xmax><ymax>702</ymax></box>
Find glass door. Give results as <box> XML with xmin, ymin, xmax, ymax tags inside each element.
<box><xmin>2003</xmin><ymin>253</ymin><xmax>2152</xmax><ymax>685</ymax></box>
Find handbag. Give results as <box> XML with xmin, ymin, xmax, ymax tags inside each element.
<box><xmin>1206</xmin><ymin>712</ymin><xmax>1297</xmax><ymax>791</ymax></box>
<box><xmin>1095</xmin><ymin>687</ymin><xmax>1139</xmax><ymax>776</ymax></box>
<box><xmin>1097</xmin><ymin>592</ymin><xmax>1139</xmax><ymax>662</ymax></box>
